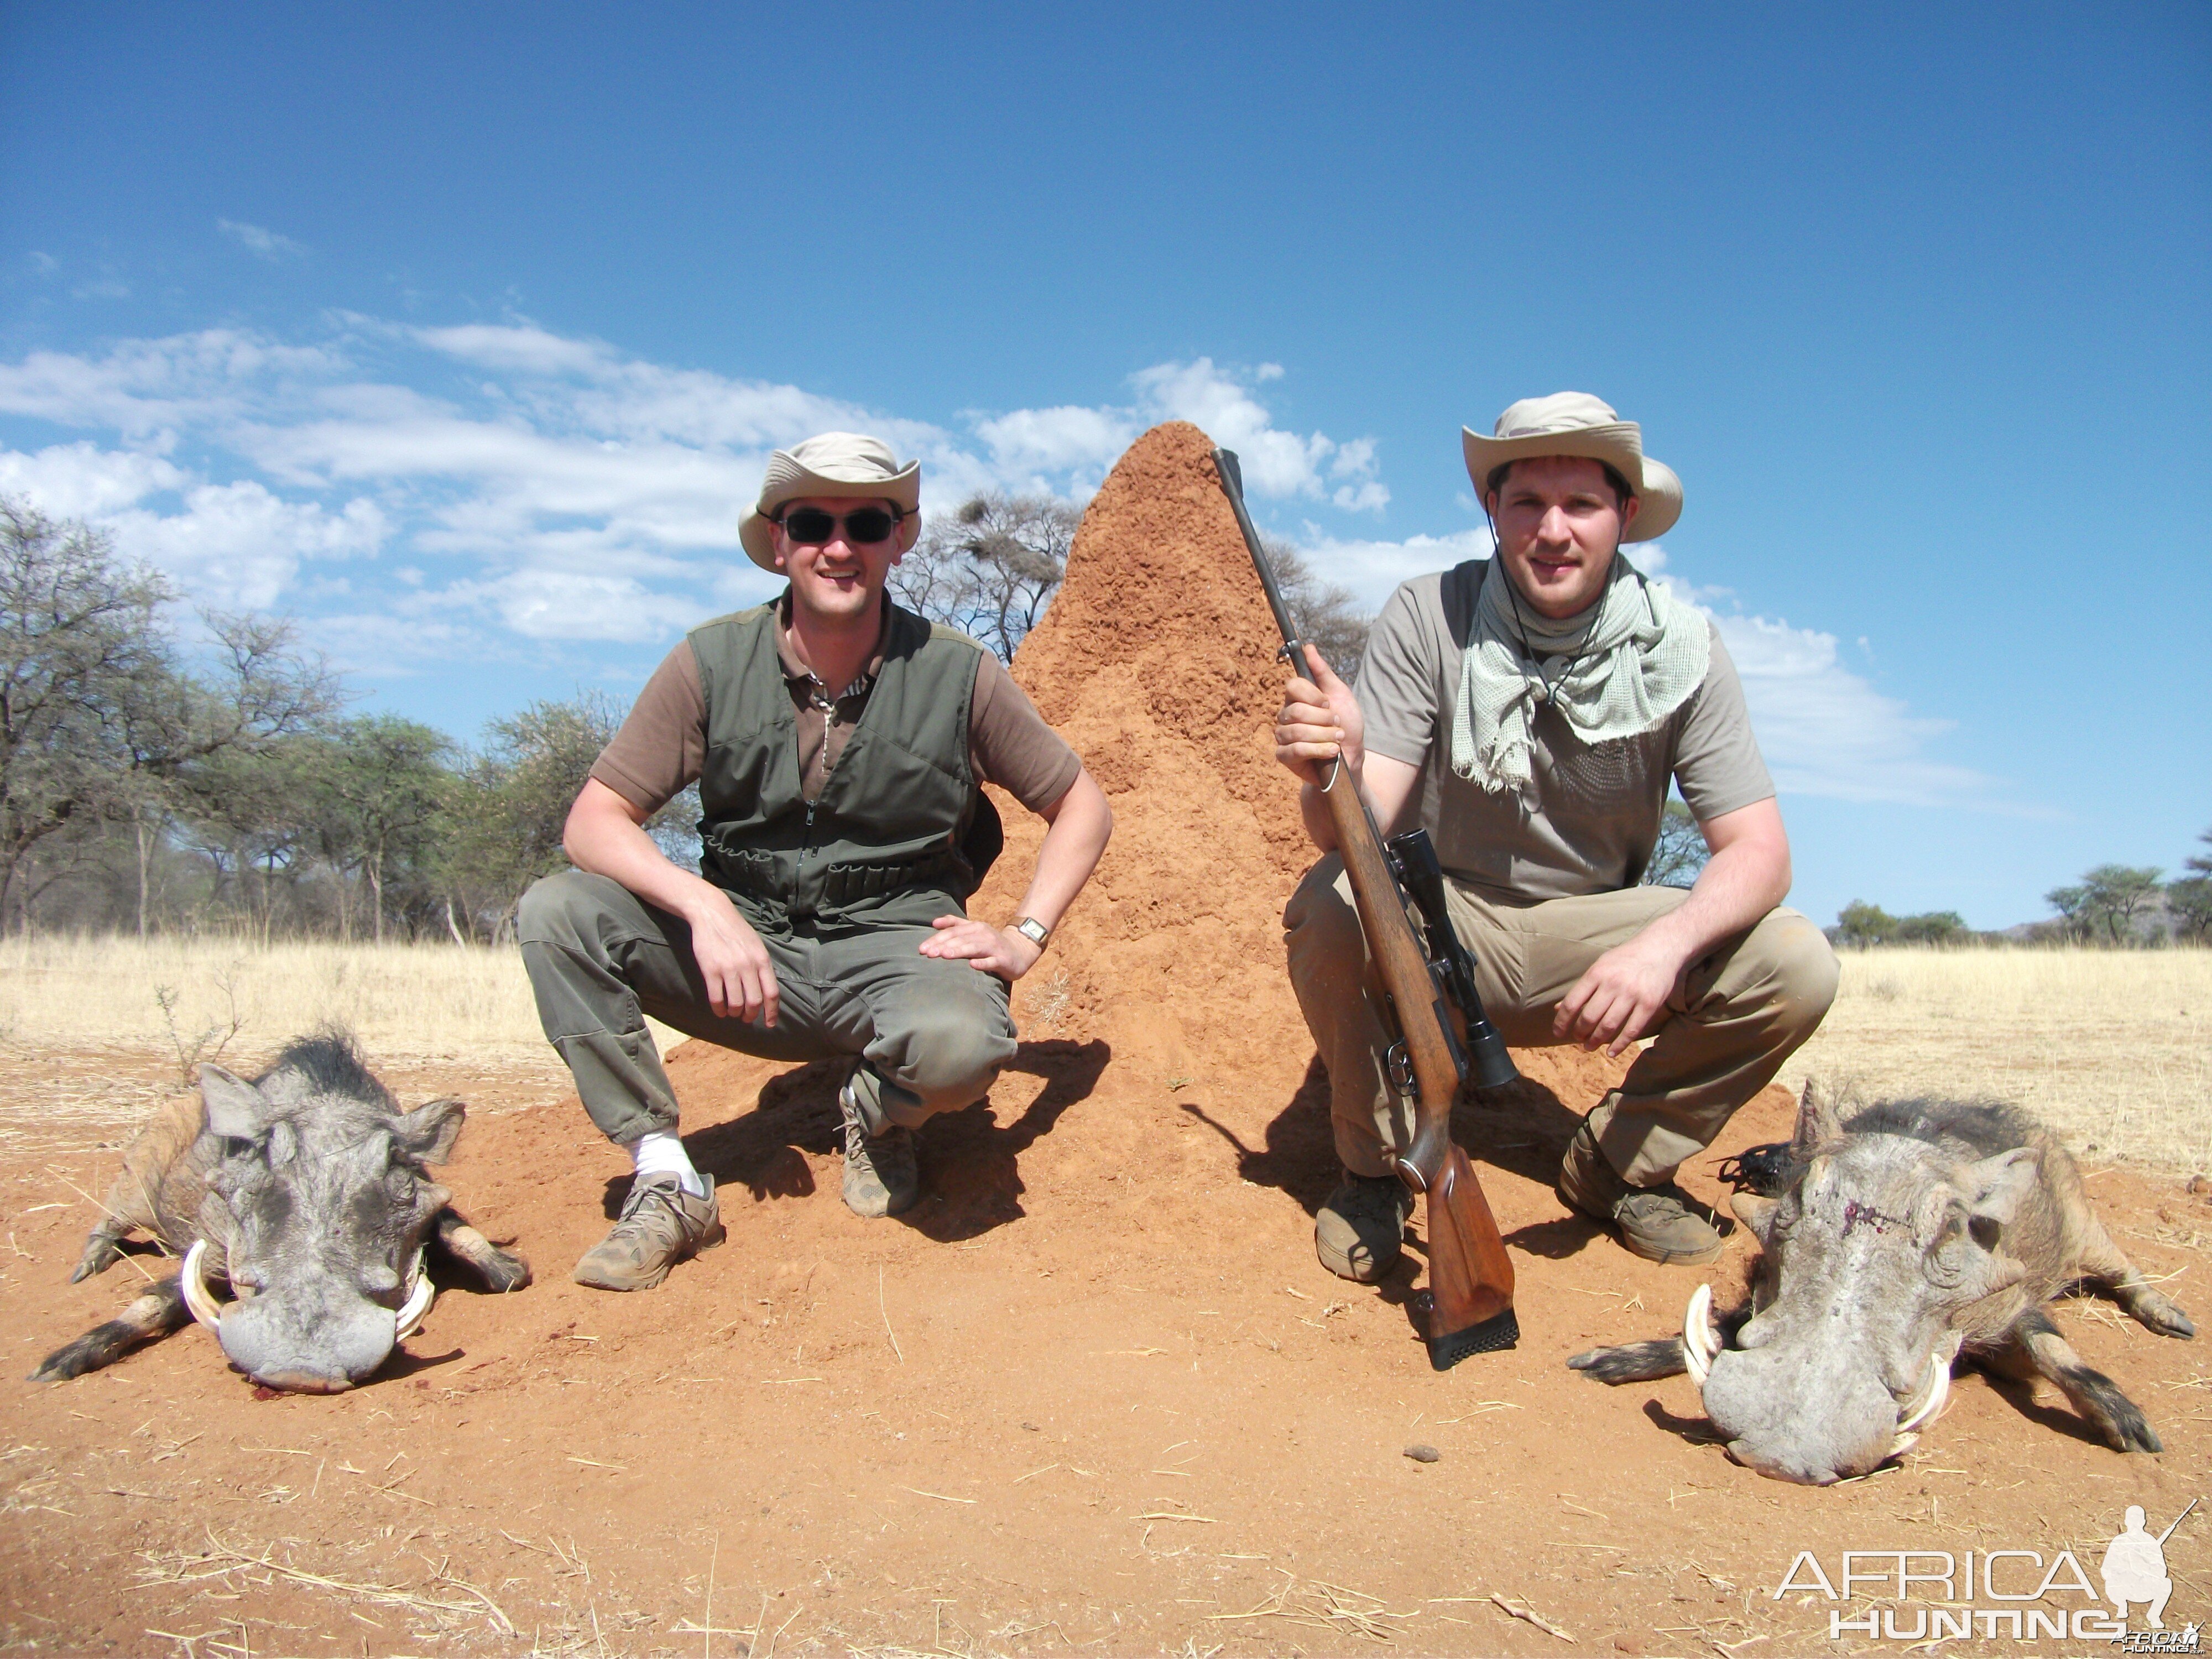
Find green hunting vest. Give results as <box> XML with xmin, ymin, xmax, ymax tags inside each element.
<box><xmin>690</xmin><ymin>598</ymin><xmax>1001</xmax><ymax>929</ymax></box>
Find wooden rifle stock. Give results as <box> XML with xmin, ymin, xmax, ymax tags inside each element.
<box><xmin>1213</xmin><ymin>446</ymin><xmax>1519</xmax><ymax>1368</ymax></box>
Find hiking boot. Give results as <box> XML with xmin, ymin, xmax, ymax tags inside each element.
<box><xmin>839</xmin><ymin>1076</ymin><xmax>920</xmax><ymax>1218</ymax></box>
<box><xmin>1315</xmin><ymin>1172</ymin><xmax>1415</xmax><ymax>1283</ymax></box>
<box><xmin>1556</xmin><ymin>1123</ymin><xmax>1723</xmax><ymax>1266</ymax></box>
<box><xmin>573</xmin><ymin>1173</ymin><xmax>725</xmax><ymax>1291</ymax></box>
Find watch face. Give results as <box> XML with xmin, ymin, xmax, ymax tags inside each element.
<box><xmin>1016</xmin><ymin>917</ymin><xmax>1050</xmax><ymax>946</ymax></box>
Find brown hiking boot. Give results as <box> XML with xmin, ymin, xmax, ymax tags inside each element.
<box><xmin>1557</xmin><ymin>1123</ymin><xmax>1722</xmax><ymax>1266</ymax></box>
<box><xmin>573</xmin><ymin>1174</ymin><xmax>725</xmax><ymax>1291</ymax></box>
<box><xmin>1315</xmin><ymin>1172</ymin><xmax>1414</xmax><ymax>1283</ymax></box>
<box><xmin>838</xmin><ymin>1076</ymin><xmax>919</xmax><ymax>1218</ymax></box>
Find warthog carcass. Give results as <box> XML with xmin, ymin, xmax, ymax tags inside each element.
<box><xmin>1567</xmin><ymin>1084</ymin><xmax>2194</xmax><ymax>1485</ymax></box>
<box><xmin>32</xmin><ymin>1033</ymin><xmax>529</xmax><ymax>1392</ymax></box>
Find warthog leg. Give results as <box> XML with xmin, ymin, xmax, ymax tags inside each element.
<box><xmin>431</xmin><ymin>1208</ymin><xmax>532</xmax><ymax>1293</ymax></box>
<box><xmin>29</xmin><ymin>1274</ymin><xmax>191</xmax><ymax>1382</ymax></box>
<box><xmin>1986</xmin><ymin>1306</ymin><xmax>2164</xmax><ymax>1454</ymax></box>
<box><xmin>69</xmin><ymin>1216</ymin><xmax>131</xmax><ymax>1284</ymax></box>
<box><xmin>1566</xmin><ymin>1299</ymin><xmax>1755</xmax><ymax>1385</ymax></box>
<box><xmin>2070</xmin><ymin>1212</ymin><xmax>2195</xmax><ymax>1339</ymax></box>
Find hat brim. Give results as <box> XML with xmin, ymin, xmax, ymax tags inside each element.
<box><xmin>738</xmin><ymin>460</ymin><xmax>923</xmax><ymax>571</ymax></box>
<box><xmin>1462</xmin><ymin>425</ymin><xmax>1681</xmax><ymax>543</ymax></box>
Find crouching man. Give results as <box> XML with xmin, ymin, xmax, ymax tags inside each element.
<box><xmin>1275</xmin><ymin>394</ymin><xmax>1837</xmax><ymax>1277</ymax></box>
<box><xmin>520</xmin><ymin>434</ymin><xmax>1112</xmax><ymax>1290</ymax></box>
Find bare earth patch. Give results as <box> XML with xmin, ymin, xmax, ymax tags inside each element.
<box><xmin>1</xmin><ymin>1035</ymin><xmax>2205</xmax><ymax>1657</ymax></box>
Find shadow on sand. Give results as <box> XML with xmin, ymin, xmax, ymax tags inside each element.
<box><xmin>597</xmin><ymin>1040</ymin><xmax>1110</xmax><ymax>1246</ymax></box>
<box><xmin>1181</xmin><ymin>1052</ymin><xmax>1590</xmax><ymax>1217</ymax></box>
<box><xmin>1175</xmin><ymin>1051</ymin><xmax>1603</xmax><ymax>1345</ymax></box>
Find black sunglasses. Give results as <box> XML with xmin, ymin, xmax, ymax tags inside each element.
<box><xmin>775</xmin><ymin>506</ymin><xmax>905</xmax><ymax>546</ymax></box>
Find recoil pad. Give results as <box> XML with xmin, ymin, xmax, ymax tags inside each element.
<box><xmin>1426</xmin><ymin>1307</ymin><xmax>1520</xmax><ymax>1371</ymax></box>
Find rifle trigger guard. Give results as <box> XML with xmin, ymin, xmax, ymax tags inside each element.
<box><xmin>1384</xmin><ymin>1040</ymin><xmax>1416</xmax><ymax>1100</ymax></box>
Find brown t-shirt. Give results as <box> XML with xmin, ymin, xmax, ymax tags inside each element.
<box><xmin>591</xmin><ymin>600</ymin><xmax>1083</xmax><ymax>817</ymax></box>
<box><xmin>1357</xmin><ymin>561</ymin><xmax>1775</xmax><ymax>900</ymax></box>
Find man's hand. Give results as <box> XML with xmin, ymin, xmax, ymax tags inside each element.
<box><xmin>1554</xmin><ymin>935</ymin><xmax>1683</xmax><ymax>1056</ymax></box>
<box><xmin>1273</xmin><ymin>644</ymin><xmax>1363</xmax><ymax>787</ymax></box>
<box><xmin>684</xmin><ymin>889</ymin><xmax>781</xmax><ymax>1026</ymax></box>
<box><xmin>921</xmin><ymin>915</ymin><xmax>1044</xmax><ymax>981</ymax></box>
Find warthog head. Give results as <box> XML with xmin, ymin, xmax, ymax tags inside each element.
<box><xmin>1684</xmin><ymin>1097</ymin><xmax>2038</xmax><ymax>1485</ymax></box>
<box><xmin>184</xmin><ymin>1054</ymin><xmax>462</xmax><ymax>1392</ymax></box>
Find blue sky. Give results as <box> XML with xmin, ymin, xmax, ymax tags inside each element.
<box><xmin>2</xmin><ymin>2</ymin><xmax>2206</xmax><ymax>930</ymax></box>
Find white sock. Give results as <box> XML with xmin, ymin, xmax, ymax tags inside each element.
<box><xmin>631</xmin><ymin>1130</ymin><xmax>704</xmax><ymax>1197</ymax></box>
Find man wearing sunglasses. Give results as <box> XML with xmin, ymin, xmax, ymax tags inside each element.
<box><xmin>519</xmin><ymin>432</ymin><xmax>1112</xmax><ymax>1290</ymax></box>
<box><xmin>1274</xmin><ymin>394</ymin><xmax>1837</xmax><ymax>1279</ymax></box>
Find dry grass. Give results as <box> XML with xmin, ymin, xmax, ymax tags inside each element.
<box><xmin>0</xmin><ymin>935</ymin><xmax>692</xmax><ymax>1145</ymax></box>
<box><xmin>0</xmin><ymin>933</ymin><xmax>688</xmax><ymax>1066</ymax></box>
<box><xmin>2</xmin><ymin>935</ymin><xmax>2206</xmax><ymax>1175</ymax></box>
<box><xmin>1779</xmin><ymin>945</ymin><xmax>2212</xmax><ymax>1175</ymax></box>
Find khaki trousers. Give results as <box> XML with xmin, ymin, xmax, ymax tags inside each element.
<box><xmin>517</xmin><ymin>870</ymin><xmax>1016</xmax><ymax>1146</ymax></box>
<box><xmin>1283</xmin><ymin>857</ymin><xmax>1839</xmax><ymax>1186</ymax></box>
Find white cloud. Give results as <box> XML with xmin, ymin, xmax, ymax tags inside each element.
<box><xmin>974</xmin><ymin>404</ymin><xmax>1139</xmax><ymax>479</ymax></box>
<box><xmin>0</xmin><ymin>441</ymin><xmax>185</xmax><ymax>517</ymax></box>
<box><xmin>105</xmin><ymin>482</ymin><xmax>388</xmax><ymax>609</ymax></box>
<box><xmin>0</xmin><ymin>315</ymin><xmax>1979</xmax><ymax>810</ymax></box>
<box><xmin>1295</xmin><ymin>525</ymin><xmax>1496</xmax><ymax>613</ymax></box>
<box><xmin>971</xmin><ymin>357</ymin><xmax>1388</xmax><ymax>509</ymax></box>
<box><xmin>218</xmin><ymin>220</ymin><xmax>308</xmax><ymax>262</ymax></box>
<box><xmin>1710</xmin><ymin>611</ymin><xmax>1991</xmax><ymax>806</ymax></box>
<box><xmin>411</xmin><ymin>321</ymin><xmax>615</xmax><ymax>377</ymax></box>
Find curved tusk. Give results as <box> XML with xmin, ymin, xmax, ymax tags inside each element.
<box><xmin>1896</xmin><ymin>1353</ymin><xmax>1953</xmax><ymax>1434</ymax></box>
<box><xmin>1682</xmin><ymin>1284</ymin><xmax>1723</xmax><ymax>1390</ymax></box>
<box><xmin>393</xmin><ymin>1249</ymin><xmax>434</xmax><ymax>1342</ymax></box>
<box><xmin>179</xmin><ymin>1239</ymin><xmax>226</xmax><ymax>1334</ymax></box>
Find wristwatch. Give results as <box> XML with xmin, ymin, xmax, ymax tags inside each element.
<box><xmin>1012</xmin><ymin>916</ymin><xmax>1051</xmax><ymax>950</ymax></box>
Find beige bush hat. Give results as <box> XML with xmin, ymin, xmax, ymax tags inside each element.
<box><xmin>1461</xmin><ymin>392</ymin><xmax>1682</xmax><ymax>542</ymax></box>
<box><xmin>738</xmin><ymin>432</ymin><xmax>923</xmax><ymax>571</ymax></box>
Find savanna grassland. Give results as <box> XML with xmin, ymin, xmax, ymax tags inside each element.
<box><xmin>7</xmin><ymin>935</ymin><xmax>2205</xmax><ymax>1175</ymax></box>
<box><xmin>1778</xmin><ymin>945</ymin><xmax>2212</xmax><ymax>1175</ymax></box>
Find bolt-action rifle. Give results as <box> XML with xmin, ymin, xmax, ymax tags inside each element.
<box><xmin>1214</xmin><ymin>447</ymin><xmax>1522</xmax><ymax>1368</ymax></box>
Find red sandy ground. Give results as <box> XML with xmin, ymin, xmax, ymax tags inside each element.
<box><xmin>2</xmin><ymin>425</ymin><xmax>2204</xmax><ymax>1656</ymax></box>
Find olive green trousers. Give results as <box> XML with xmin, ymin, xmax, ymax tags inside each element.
<box><xmin>1283</xmin><ymin>856</ymin><xmax>1839</xmax><ymax>1186</ymax></box>
<box><xmin>518</xmin><ymin>870</ymin><xmax>1015</xmax><ymax>1146</ymax></box>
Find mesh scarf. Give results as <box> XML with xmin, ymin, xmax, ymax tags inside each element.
<box><xmin>1448</xmin><ymin>552</ymin><xmax>1709</xmax><ymax>797</ymax></box>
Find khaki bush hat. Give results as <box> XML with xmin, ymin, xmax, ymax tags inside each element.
<box><xmin>1461</xmin><ymin>392</ymin><xmax>1682</xmax><ymax>542</ymax></box>
<box><xmin>738</xmin><ymin>432</ymin><xmax>923</xmax><ymax>571</ymax></box>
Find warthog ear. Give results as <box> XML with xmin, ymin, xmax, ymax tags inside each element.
<box><xmin>1791</xmin><ymin>1079</ymin><xmax>1844</xmax><ymax>1155</ymax></box>
<box><xmin>1959</xmin><ymin>1146</ymin><xmax>2039</xmax><ymax>1232</ymax></box>
<box><xmin>395</xmin><ymin>1097</ymin><xmax>465</xmax><ymax>1166</ymax></box>
<box><xmin>200</xmin><ymin>1065</ymin><xmax>274</xmax><ymax>1141</ymax></box>
<box><xmin>1730</xmin><ymin>1192</ymin><xmax>1781</xmax><ymax>1246</ymax></box>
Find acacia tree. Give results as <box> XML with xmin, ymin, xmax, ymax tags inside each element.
<box><xmin>2078</xmin><ymin>863</ymin><xmax>2164</xmax><ymax>945</ymax></box>
<box><xmin>1834</xmin><ymin>900</ymin><xmax>1900</xmax><ymax>947</ymax></box>
<box><xmin>893</xmin><ymin>493</ymin><xmax>1081</xmax><ymax>662</ymax></box>
<box><xmin>1641</xmin><ymin>800</ymin><xmax>1711</xmax><ymax>889</ymax></box>
<box><xmin>0</xmin><ymin>500</ymin><xmax>336</xmax><ymax>930</ymax></box>
<box><xmin>293</xmin><ymin>716</ymin><xmax>456</xmax><ymax>941</ymax></box>
<box><xmin>1261</xmin><ymin>536</ymin><xmax>1371</xmax><ymax>686</ymax></box>
<box><xmin>443</xmin><ymin>691</ymin><xmax>625</xmax><ymax>939</ymax></box>
<box><xmin>2168</xmin><ymin>830</ymin><xmax>2212</xmax><ymax>943</ymax></box>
